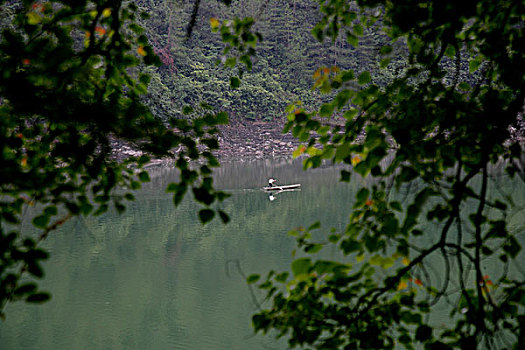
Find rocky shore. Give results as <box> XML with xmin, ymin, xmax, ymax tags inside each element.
<box><xmin>111</xmin><ymin>115</ymin><xmax>525</xmax><ymax>167</ymax></box>
<box><xmin>110</xmin><ymin>118</ymin><xmax>300</xmax><ymax>166</ymax></box>
<box><xmin>214</xmin><ymin>118</ymin><xmax>300</xmax><ymax>160</ymax></box>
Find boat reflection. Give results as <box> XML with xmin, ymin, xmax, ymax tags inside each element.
<box><xmin>268</xmin><ymin>188</ymin><xmax>301</xmax><ymax>201</ymax></box>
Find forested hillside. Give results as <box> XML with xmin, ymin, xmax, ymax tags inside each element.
<box><xmin>136</xmin><ymin>0</ymin><xmax>394</xmax><ymax>122</ymax></box>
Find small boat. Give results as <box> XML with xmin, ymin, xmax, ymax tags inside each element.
<box><xmin>263</xmin><ymin>183</ymin><xmax>301</xmax><ymax>191</ymax></box>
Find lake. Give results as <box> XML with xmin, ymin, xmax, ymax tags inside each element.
<box><xmin>0</xmin><ymin>159</ymin><xmax>361</xmax><ymax>349</ymax></box>
<box><xmin>0</xmin><ymin>159</ymin><xmax>523</xmax><ymax>349</ymax></box>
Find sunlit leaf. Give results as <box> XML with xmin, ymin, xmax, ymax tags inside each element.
<box><xmin>210</xmin><ymin>17</ymin><xmax>220</xmax><ymax>31</ymax></box>
<box><xmin>95</xmin><ymin>26</ymin><xmax>106</xmax><ymax>35</ymax></box>
<box><xmin>27</xmin><ymin>12</ymin><xmax>41</xmax><ymax>25</ymax></box>
<box><xmin>397</xmin><ymin>281</ymin><xmax>408</xmax><ymax>290</ymax></box>
<box><xmin>102</xmin><ymin>8</ymin><xmax>112</xmax><ymax>18</ymax></box>
<box><xmin>137</xmin><ymin>46</ymin><xmax>147</xmax><ymax>56</ymax></box>
<box><xmin>291</xmin><ymin>258</ymin><xmax>312</xmax><ymax>277</ymax></box>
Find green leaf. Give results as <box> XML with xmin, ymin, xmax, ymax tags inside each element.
<box><xmin>247</xmin><ymin>274</ymin><xmax>260</xmax><ymax>284</ymax></box>
<box><xmin>137</xmin><ymin>155</ymin><xmax>150</xmax><ymax>166</ymax></box>
<box><xmin>218</xmin><ymin>210</ymin><xmax>230</xmax><ymax>224</ymax></box>
<box><xmin>352</xmin><ymin>24</ymin><xmax>363</xmax><ymax>36</ymax></box>
<box><xmin>308</xmin><ymin>221</ymin><xmax>321</xmax><ymax>230</ymax></box>
<box><xmin>305</xmin><ymin>244</ymin><xmax>323</xmax><ymax>254</ymax></box>
<box><xmin>14</xmin><ymin>283</ymin><xmax>37</xmax><ymax>296</ymax></box>
<box><xmin>182</xmin><ymin>105</ymin><xmax>194</xmax><ymax>115</ymax></box>
<box><xmin>225</xmin><ymin>57</ymin><xmax>237</xmax><ymax>68</ymax></box>
<box><xmin>346</xmin><ymin>33</ymin><xmax>358</xmax><ymax>46</ymax></box>
<box><xmin>44</xmin><ymin>206</ymin><xmax>57</xmax><ymax>216</ymax></box>
<box><xmin>33</xmin><ymin>215</ymin><xmax>49</xmax><ymax>229</ymax></box>
<box><xmin>341</xmin><ymin>240</ymin><xmax>361</xmax><ymax>254</ymax></box>
<box><xmin>390</xmin><ymin>201</ymin><xmax>403</xmax><ymax>212</ymax></box>
<box><xmin>319</xmin><ymin>104</ymin><xmax>334</xmax><ymax>117</ymax></box>
<box><xmin>216</xmin><ymin>112</ymin><xmax>229</xmax><ymax>124</ymax></box>
<box><xmin>115</xmin><ymin>202</ymin><xmax>126</xmax><ymax>214</ymax></box>
<box><xmin>343</xmin><ymin>109</ymin><xmax>358</xmax><ymax>120</ymax></box>
<box><xmin>503</xmin><ymin>236</ymin><xmax>521</xmax><ymax>258</ymax></box>
<box><xmin>458</xmin><ymin>82</ymin><xmax>471</xmax><ymax>91</ymax></box>
<box><xmin>415</xmin><ymin>325</ymin><xmax>432</xmax><ymax>341</ymax></box>
<box><xmin>198</xmin><ymin>209</ymin><xmax>215</xmax><ymax>224</ymax></box>
<box><xmin>369</xmin><ymin>255</ymin><xmax>383</xmax><ymax>266</ymax></box>
<box><xmin>27</xmin><ymin>12</ymin><xmax>42</xmax><ymax>25</ymax></box>
<box><xmin>380</xmin><ymin>45</ymin><xmax>393</xmax><ymax>55</ymax></box>
<box><xmin>193</xmin><ymin>187</ymin><xmax>214</xmax><ymax>205</ymax></box>
<box><xmin>444</xmin><ymin>45</ymin><xmax>456</xmax><ymax>58</ymax></box>
<box><xmin>400</xmin><ymin>310</ymin><xmax>422</xmax><ymax>324</ymax></box>
<box><xmin>341</xmin><ymin>70</ymin><xmax>354</xmax><ymax>82</ymax></box>
<box><xmin>469</xmin><ymin>55</ymin><xmax>484</xmax><ymax>73</ymax></box>
<box><xmin>26</xmin><ymin>292</ymin><xmax>51</xmax><ymax>303</ymax></box>
<box><xmin>379</xmin><ymin>58</ymin><xmax>390</xmax><ymax>68</ymax></box>
<box><xmin>230</xmin><ymin>76</ymin><xmax>240</xmax><ymax>89</ymax></box>
<box><xmin>335</xmin><ymin>143</ymin><xmax>350</xmax><ymax>162</ymax></box>
<box><xmin>355</xmin><ymin>188</ymin><xmax>370</xmax><ymax>207</ymax></box>
<box><xmin>240</xmin><ymin>55</ymin><xmax>252</xmax><ymax>70</ymax></box>
<box><xmin>27</xmin><ymin>262</ymin><xmax>44</xmax><ymax>278</ymax></box>
<box><xmin>291</xmin><ymin>258</ymin><xmax>312</xmax><ymax>277</ymax></box>
<box><xmin>80</xmin><ymin>202</ymin><xmax>94</xmax><ymax>215</ymax></box>
<box><xmin>252</xmin><ymin>314</ymin><xmax>269</xmax><ymax>331</ymax></box>
<box><xmin>138</xmin><ymin>171</ymin><xmax>150</xmax><ymax>182</ymax></box>
<box><xmin>328</xmin><ymin>234</ymin><xmax>340</xmax><ymax>243</ymax></box>
<box><xmin>358</xmin><ymin>71</ymin><xmax>371</xmax><ymax>85</ymax></box>
<box><xmin>398</xmin><ymin>334</ymin><xmax>412</xmax><ymax>345</ymax></box>
<box><xmin>275</xmin><ymin>272</ymin><xmax>289</xmax><ymax>283</ymax></box>
<box><xmin>340</xmin><ymin>170</ymin><xmax>351</xmax><ymax>182</ymax></box>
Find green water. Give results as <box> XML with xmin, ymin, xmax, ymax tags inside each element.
<box><xmin>0</xmin><ymin>159</ymin><xmax>362</xmax><ymax>349</ymax></box>
<box><xmin>0</xmin><ymin>159</ymin><xmax>523</xmax><ymax>349</ymax></box>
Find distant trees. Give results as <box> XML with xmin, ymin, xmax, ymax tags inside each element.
<box><xmin>233</xmin><ymin>0</ymin><xmax>525</xmax><ymax>349</ymax></box>
<box><xmin>135</xmin><ymin>0</ymin><xmax>394</xmax><ymax>121</ymax></box>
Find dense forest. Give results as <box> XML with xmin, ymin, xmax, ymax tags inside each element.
<box><xmin>137</xmin><ymin>0</ymin><xmax>399</xmax><ymax>122</ymax></box>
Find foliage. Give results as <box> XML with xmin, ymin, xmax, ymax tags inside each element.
<box><xmin>0</xmin><ymin>0</ymin><xmax>229</xmax><ymax>318</ymax></box>
<box><xmin>133</xmin><ymin>0</ymin><xmax>397</xmax><ymax>122</ymax></box>
<box><xmin>244</xmin><ymin>0</ymin><xmax>525</xmax><ymax>349</ymax></box>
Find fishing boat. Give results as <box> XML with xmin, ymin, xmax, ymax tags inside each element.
<box><xmin>263</xmin><ymin>179</ymin><xmax>301</xmax><ymax>191</ymax></box>
<box><xmin>263</xmin><ymin>183</ymin><xmax>301</xmax><ymax>191</ymax></box>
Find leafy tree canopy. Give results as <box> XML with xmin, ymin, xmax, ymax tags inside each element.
<box><xmin>0</xmin><ymin>0</ymin><xmax>230</xmax><ymax>317</ymax></box>
<box><xmin>226</xmin><ymin>0</ymin><xmax>525</xmax><ymax>349</ymax></box>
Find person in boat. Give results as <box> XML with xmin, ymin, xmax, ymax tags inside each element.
<box><xmin>268</xmin><ymin>178</ymin><xmax>277</xmax><ymax>187</ymax></box>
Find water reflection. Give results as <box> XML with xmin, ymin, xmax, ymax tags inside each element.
<box><xmin>1</xmin><ymin>159</ymin><xmax>522</xmax><ymax>350</ymax></box>
<box><xmin>268</xmin><ymin>189</ymin><xmax>301</xmax><ymax>201</ymax></box>
<box><xmin>0</xmin><ymin>159</ymin><xmax>355</xmax><ymax>350</ymax></box>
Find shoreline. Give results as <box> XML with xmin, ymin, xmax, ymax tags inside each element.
<box><xmin>112</xmin><ymin>118</ymin><xmax>301</xmax><ymax>167</ymax></box>
<box><xmin>112</xmin><ymin>116</ymin><xmax>525</xmax><ymax>168</ymax></box>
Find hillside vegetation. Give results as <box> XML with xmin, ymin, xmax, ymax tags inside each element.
<box><xmin>137</xmin><ymin>0</ymin><xmax>398</xmax><ymax>122</ymax></box>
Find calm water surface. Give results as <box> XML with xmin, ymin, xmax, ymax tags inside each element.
<box><xmin>1</xmin><ymin>159</ymin><xmax>523</xmax><ymax>349</ymax></box>
<box><xmin>0</xmin><ymin>159</ymin><xmax>361</xmax><ymax>350</ymax></box>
